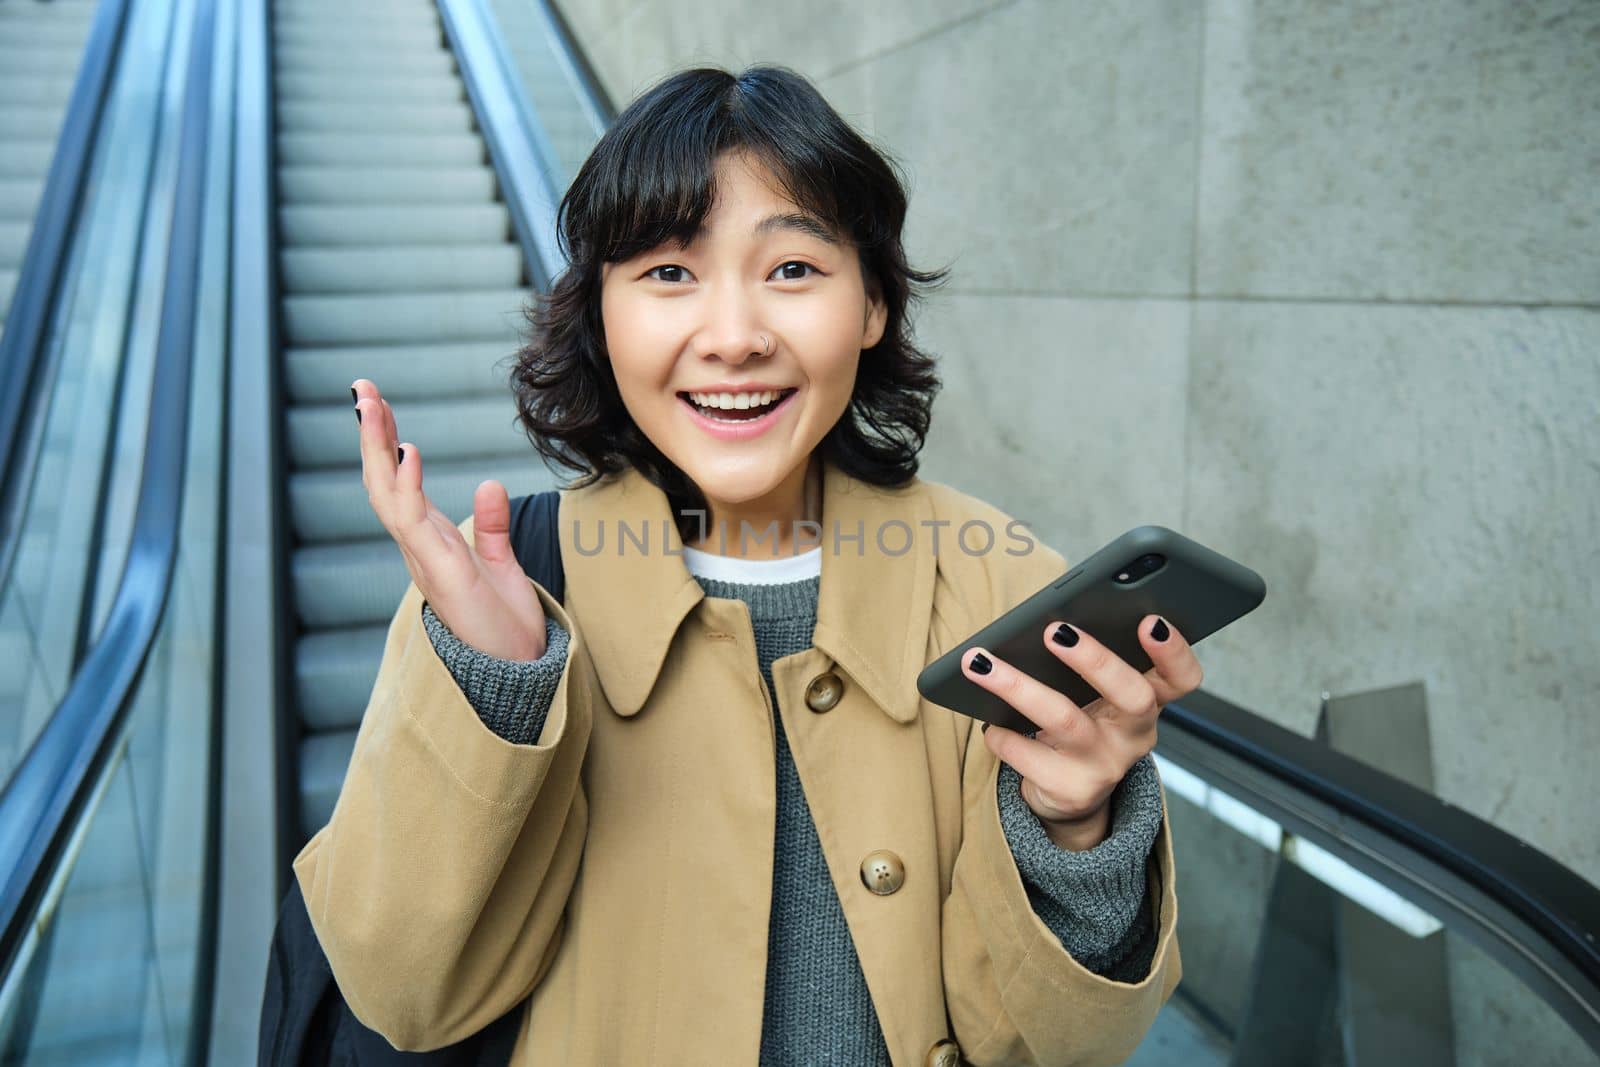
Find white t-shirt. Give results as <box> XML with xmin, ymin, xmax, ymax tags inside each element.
<box><xmin>680</xmin><ymin>545</ymin><xmax>822</xmax><ymax>584</ymax></box>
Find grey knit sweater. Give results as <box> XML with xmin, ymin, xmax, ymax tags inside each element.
<box><xmin>420</xmin><ymin>571</ymin><xmax>1161</xmax><ymax>1063</ymax></box>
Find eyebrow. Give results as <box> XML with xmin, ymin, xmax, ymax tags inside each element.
<box><xmin>752</xmin><ymin>211</ymin><xmax>842</xmax><ymax>246</ymax></box>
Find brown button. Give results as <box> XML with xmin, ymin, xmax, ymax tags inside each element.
<box><xmin>804</xmin><ymin>671</ymin><xmax>844</xmax><ymax>713</ymax></box>
<box><xmin>859</xmin><ymin>850</ymin><xmax>905</xmax><ymax>895</ymax></box>
<box><xmin>925</xmin><ymin>1038</ymin><xmax>961</xmax><ymax>1067</ymax></box>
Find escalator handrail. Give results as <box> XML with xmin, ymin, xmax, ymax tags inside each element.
<box><xmin>1165</xmin><ymin>689</ymin><xmax>1600</xmax><ymax>1001</ymax></box>
<box><xmin>0</xmin><ymin>0</ymin><xmax>135</xmax><ymax>567</ymax></box>
<box><xmin>438</xmin><ymin>0</ymin><xmax>566</xmax><ymax>288</ymax></box>
<box><xmin>530</xmin><ymin>0</ymin><xmax>616</xmax><ymax>129</ymax></box>
<box><xmin>0</xmin><ymin>0</ymin><xmax>219</xmax><ymax>981</ymax></box>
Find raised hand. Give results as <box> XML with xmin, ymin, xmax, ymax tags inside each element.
<box><xmin>962</xmin><ymin>616</ymin><xmax>1202</xmax><ymax>850</ymax></box>
<box><xmin>352</xmin><ymin>378</ymin><xmax>549</xmax><ymax>662</ymax></box>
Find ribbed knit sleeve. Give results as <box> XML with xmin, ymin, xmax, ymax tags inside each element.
<box><xmin>419</xmin><ymin>601</ymin><xmax>570</xmax><ymax>747</ymax></box>
<box><xmin>996</xmin><ymin>753</ymin><xmax>1163</xmax><ymax>983</ymax></box>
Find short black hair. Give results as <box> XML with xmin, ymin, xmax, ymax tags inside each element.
<box><xmin>510</xmin><ymin>64</ymin><xmax>946</xmax><ymax>537</ymax></box>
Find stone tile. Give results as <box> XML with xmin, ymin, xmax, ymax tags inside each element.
<box><xmin>915</xmin><ymin>293</ymin><xmax>1190</xmax><ymax>563</ymax></box>
<box><xmin>1198</xmin><ymin>0</ymin><xmax>1600</xmax><ymax>303</ymax></box>
<box><xmin>821</xmin><ymin>0</ymin><xmax>1202</xmax><ymax>297</ymax></box>
<box><xmin>566</xmin><ymin>0</ymin><xmax>1012</xmax><ymax>104</ymax></box>
<box><xmin>1185</xmin><ymin>301</ymin><xmax>1600</xmax><ymax>882</ymax></box>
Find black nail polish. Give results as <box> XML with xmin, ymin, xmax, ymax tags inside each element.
<box><xmin>1051</xmin><ymin>623</ymin><xmax>1078</xmax><ymax>648</ymax></box>
<box><xmin>969</xmin><ymin>652</ymin><xmax>992</xmax><ymax>675</ymax></box>
<box><xmin>355</xmin><ymin>407</ymin><xmax>362</xmax><ymax>425</ymax></box>
<box><xmin>1152</xmin><ymin>618</ymin><xmax>1170</xmax><ymax>642</ymax></box>
<box><xmin>981</xmin><ymin>722</ymin><xmax>991</xmax><ymax>734</ymax></box>
<box><xmin>350</xmin><ymin>386</ymin><xmax>358</xmax><ymax>404</ymax></box>
<box><xmin>397</xmin><ymin>447</ymin><xmax>405</xmax><ymax>465</ymax></box>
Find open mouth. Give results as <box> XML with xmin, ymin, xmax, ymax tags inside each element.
<box><xmin>678</xmin><ymin>388</ymin><xmax>798</xmax><ymax>423</ymax></box>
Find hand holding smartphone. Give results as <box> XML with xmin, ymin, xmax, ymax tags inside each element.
<box><xmin>916</xmin><ymin>526</ymin><xmax>1266</xmax><ymax>733</ymax></box>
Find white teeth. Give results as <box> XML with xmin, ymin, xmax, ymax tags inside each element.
<box><xmin>689</xmin><ymin>390</ymin><xmax>783</xmax><ymax>410</ymax></box>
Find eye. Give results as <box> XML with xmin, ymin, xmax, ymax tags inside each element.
<box><xmin>771</xmin><ymin>261</ymin><xmax>820</xmax><ymax>282</ymax></box>
<box><xmin>645</xmin><ymin>264</ymin><xmax>692</xmax><ymax>283</ymax></box>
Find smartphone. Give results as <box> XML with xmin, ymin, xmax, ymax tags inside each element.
<box><xmin>916</xmin><ymin>525</ymin><xmax>1266</xmax><ymax>733</ymax></box>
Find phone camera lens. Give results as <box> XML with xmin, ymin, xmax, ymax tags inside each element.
<box><xmin>1139</xmin><ymin>553</ymin><xmax>1165</xmax><ymax>573</ymax></box>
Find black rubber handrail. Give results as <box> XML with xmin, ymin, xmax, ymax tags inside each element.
<box><xmin>0</xmin><ymin>0</ymin><xmax>219</xmax><ymax>981</ymax></box>
<box><xmin>1161</xmin><ymin>688</ymin><xmax>1600</xmax><ymax>1047</ymax></box>
<box><xmin>0</xmin><ymin>0</ymin><xmax>134</xmax><ymax>575</ymax></box>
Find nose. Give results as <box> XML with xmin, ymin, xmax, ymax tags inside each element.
<box><xmin>689</xmin><ymin>285</ymin><xmax>769</xmax><ymax>365</ymax></box>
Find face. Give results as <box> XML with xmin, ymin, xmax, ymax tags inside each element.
<box><xmin>599</xmin><ymin>152</ymin><xmax>887</xmax><ymax>527</ymax></box>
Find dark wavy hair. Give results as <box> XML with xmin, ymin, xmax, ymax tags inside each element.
<box><xmin>510</xmin><ymin>64</ymin><xmax>947</xmax><ymax>537</ymax></box>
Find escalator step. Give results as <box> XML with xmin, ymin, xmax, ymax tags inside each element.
<box><xmin>280</xmin><ymin>287</ymin><xmax>529</xmax><ymax>346</ymax></box>
<box><xmin>272</xmin><ymin>8</ymin><xmax>441</xmax><ymax>33</ymax></box>
<box><xmin>0</xmin><ymin>221</ymin><xmax>28</xmax><ymax>269</ymax></box>
<box><xmin>276</xmin><ymin>100</ymin><xmax>476</xmax><ymax>135</ymax></box>
<box><xmin>278</xmin><ymin>203</ymin><xmax>508</xmax><ymax>247</ymax></box>
<box><xmin>277</xmin><ymin>164</ymin><xmax>496</xmax><ymax>205</ymax></box>
<box><xmin>284</xmin><ymin>340</ymin><xmax>517</xmax><ymax>404</ymax></box>
<box><xmin>277</xmin><ymin>131</ymin><xmax>484</xmax><ymax>168</ymax></box>
<box><xmin>286</xmin><ymin>393</ymin><xmax>526</xmax><ymax>471</ymax></box>
<box><xmin>0</xmin><ymin>108</ymin><xmax>67</xmax><ymax>142</ymax></box>
<box><xmin>274</xmin><ymin>45</ymin><xmax>454</xmax><ymax>76</ymax></box>
<box><xmin>274</xmin><ymin>70</ymin><xmax>463</xmax><ymax>105</ymax></box>
<box><xmin>295</xmin><ymin>626</ymin><xmax>387</xmax><ymax>732</ymax></box>
<box><xmin>0</xmin><ymin>141</ymin><xmax>52</xmax><ymax>178</ymax></box>
<box><xmin>0</xmin><ymin>178</ymin><xmax>44</xmax><ymax>220</ymax></box>
<box><xmin>0</xmin><ymin>76</ymin><xmax>74</xmax><ymax>107</ymax></box>
<box><xmin>291</xmin><ymin>539</ymin><xmax>410</xmax><ymax>629</ymax></box>
<box><xmin>0</xmin><ymin>44</ymin><xmax>86</xmax><ymax>75</ymax></box>
<box><xmin>281</xmin><ymin>243</ymin><xmax>522</xmax><ymax>294</ymax></box>
<box><xmin>272</xmin><ymin>24</ymin><xmax>447</xmax><ymax>56</ymax></box>
<box><xmin>288</xmin><ymin>453</ymin><xmax>550</xmax><ymax>545</ymax></box>
<box><xmin>299</xmin><ymin>729</ymin><xmax>359</xmax><ymax>838</ymax></box>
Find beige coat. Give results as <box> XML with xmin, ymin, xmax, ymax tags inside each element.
<box><xmin>294</xmin><ymin>459</ymin><xmax>1181</xmax><ymax>1067</ymax></box>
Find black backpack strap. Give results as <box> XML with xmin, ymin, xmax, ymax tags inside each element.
<box><xmin>506</xmin><ymin>489</ymin><xmax>565</xmax><ymax>604</ymax></box>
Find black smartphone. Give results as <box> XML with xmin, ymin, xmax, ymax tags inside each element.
<box><xmin>916</xmin><ymin>525</ymin><xmax>1266</xmax><ymax>733</ymax></box>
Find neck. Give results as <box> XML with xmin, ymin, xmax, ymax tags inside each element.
<box><xmin>690</xmin><ymin>458</ymin><xmax>822</xmax><ymax>559</ymax></box>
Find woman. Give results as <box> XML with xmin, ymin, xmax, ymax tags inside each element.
<box><xmin>311</xmin><ymin>65</ymin><xmax>1197</xmax><ymax>1066</ymax></box>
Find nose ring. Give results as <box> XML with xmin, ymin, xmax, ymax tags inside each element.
<box><xmin>760</xmin><ymin>334</ymin><xmax>772</xmax><ymax>358</ymax></box>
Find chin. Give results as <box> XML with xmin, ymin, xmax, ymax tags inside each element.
<box><xmin>681</xmin><ymin>452</ymin><xmax>798</xmax><ymax>503</ymax></box>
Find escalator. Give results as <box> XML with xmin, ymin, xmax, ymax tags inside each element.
<box><xmin>0</xmin><ymin>0</ymin><xmax>99</xmax><ymax>328</ymax></box>
<box><xmin>270</xmin><ymin>0</ymin><xmax>551</xmax><ymax>842</ymax></box>
<box><xmin>0</xmin><ymin>1</ymin><xmax>1597</xmax><ymax>1064</ymax></box>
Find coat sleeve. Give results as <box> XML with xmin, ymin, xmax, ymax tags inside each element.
<box><xmin>291</xmin><ymin>515</ymin><xmax>593</xmax><ymax>1051</ymax></box>
<box><xmin>939</xmin><ymin>532</ymin><xmax>1182</xmax><ymax>1066</ymax></box>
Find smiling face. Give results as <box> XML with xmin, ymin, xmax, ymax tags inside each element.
<box><xmin>599</xmin><ymin>151</ymin><xmax>887</xmax><ymax>545</ymax></box>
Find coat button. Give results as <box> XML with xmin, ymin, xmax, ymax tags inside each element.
<box><xmin>859</xmin><ymin>850</ymin><xmax>905</xmax><ymax>895</ymax></box>
<box><xmin>925</xmin><ymin>1038</ymin><xmax>961</xmax><ymax>1067</ymax></box>
<box><xmin>804</xmin><ymin>671</ymin><xmax>844</xmax><ymax>713</ymax></box>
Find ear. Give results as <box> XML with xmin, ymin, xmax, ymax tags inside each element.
<box><xmin>861</xmin><ymin>286</ymin><xmax>888</xmax><ymax>351</ymax></box>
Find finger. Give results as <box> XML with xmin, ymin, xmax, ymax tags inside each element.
<box><xmin>1040</xmin><ymin>621</ymin><xmax>1159</xmax><ymax>721</ymax></box>
<box><xmin>354</xmin><ymin>390</ymin><xmax>397</xmax><ymax>509</ymax></box>
<box><xmin>962</xmin><ymin>646</ymin><xmax>1088</xmax><ymax>742</ymax></box>
<box><xmin>391</xmin><ymin>439</ymin><xmax>427</xmax><ymax>526</ymax></box>
<box><xmin>472</xmin><ymin>480</ymin><xmax>546</xmax><ymax>635</ymax></box>
<box><xmin>982</xmin><ymin>726</ymin><xmax>1111</xmax><ymax>820</ymax></box>
<box><xmin>1139</xmin><ymin>614</ymin><xmax>1203</xmax><ymax>705</ymax></box>
<box><xmin>471</xmin><ymin>480</ymin><xmax>516</xmax><ymax>568</ymax></box>
<box><xmin>381</xmin><ymin>396</ymin><xmax>399</xmax><ymax>447</ymax></box>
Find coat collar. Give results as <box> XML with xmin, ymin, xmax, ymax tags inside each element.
<box><xmin>560</xmin><ymin>459</ymin><xmax>937</xmax><ymax>724</ymax></box>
